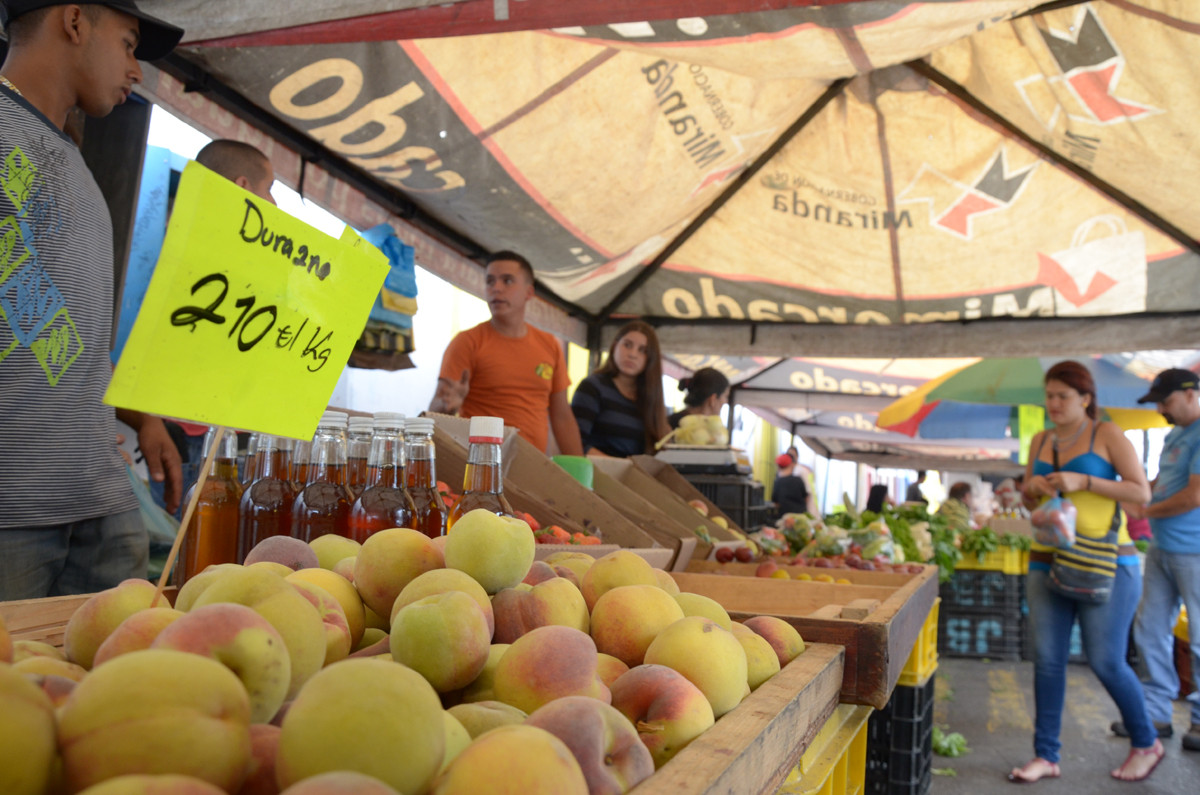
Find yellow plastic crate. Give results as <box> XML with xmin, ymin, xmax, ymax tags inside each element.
<box><xmin>776</xmin><ymin>704</ymin><xmax>872</xmax><ymax>795</ymax></box>
<box><xmin>954</xmin><ymin>547</ymin><xmax>1028</xmax><ymax>575</ymax></box>
<box><xmin>898</xmin><ymin>597</ymin><xmax>939</xmax><ymax>688</ymax></box>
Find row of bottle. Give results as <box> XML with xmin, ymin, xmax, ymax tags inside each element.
<box><xmin>176</xmin><ymin>413</ymin><xmax>513</xmax><ymax>586</ymax></box>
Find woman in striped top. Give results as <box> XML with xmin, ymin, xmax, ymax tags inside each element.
<box><xmin>571</xmin><ymin>322</ymin><xmax>670</xmax><ymax>457</ymax></box>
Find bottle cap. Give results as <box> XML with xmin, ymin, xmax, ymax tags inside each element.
<box><xmin>319</xmin><ymin>411</ymin><xmax>349</xmax><ymax>429</ymax></box>
<box><xmin>405</xmin><ymin>417</ymin><xmax>435</xmax><ymax>435</ymax></box>
<box><xmin>348</xmin><ymin>416</ymin><xmax>374</xmax><ymax>433</ymax></box>
<box><xmin>374</xmin><ymin>412</ymin><xmax>405</xmax><ymax>431</ymax></box>
<box><xmin>468</xmin><ymin>416</ymin><xmax>504</xmax><ymax>444</ymax></box>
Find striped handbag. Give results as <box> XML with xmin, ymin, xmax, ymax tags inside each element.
<box><xmin>1047</xmin><ymin>502</ymin><xmax>1120</xmax><ymax>604</ymax></box>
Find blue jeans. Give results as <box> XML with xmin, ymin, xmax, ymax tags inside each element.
<box><xmin>1133</xmin><ymin>546</ymin><xmax>1200</xmax><ymax>725</ymax></box>
<box><xmin>0</xmin><ymin>509</ymin><xmax>148</xmax><ymax>600</ymax></box>
<box><xmin>1026</xmin><ymin>565</ymin><xmax>1155</xmax><ymax>761</ymax></box>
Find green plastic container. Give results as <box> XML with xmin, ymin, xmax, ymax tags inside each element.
<box><xmin>553</xmin><ymin>455</ymin><xmax>594</xmax><ymax>490</ymax></box>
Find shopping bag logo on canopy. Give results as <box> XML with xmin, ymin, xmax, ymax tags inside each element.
<box><xmin>1036</xmin><ymin>215</ymin><xmax>1146</xmax><ymax>316</ymax></box>
<box><xmin>105</xmin><ymin>161</ymin><xmax>389</xmax><ymax>440</ymax></box>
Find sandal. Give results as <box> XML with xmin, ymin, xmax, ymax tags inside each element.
<box><xmin>1111</xmin><ymin>739</ymin><xmax>1165</xmax><ymax>781</ymax></box>
<box><xmin>1008</xmin><ymin>758</ymin><xmax>1061</xmax><ymax>783</ymax></box>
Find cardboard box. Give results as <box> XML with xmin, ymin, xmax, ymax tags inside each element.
<box><xmin>631</xmin><ymin>455</ymin><xmax>746</xmax><ymax>534</ymax></box>
<box><xmin>591</xmin><ymin>468</ymin><xmax>699</xmax><ymax>571</ymax></box>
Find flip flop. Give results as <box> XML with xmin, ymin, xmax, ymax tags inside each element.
<box><xmin>1008</xmin><ymin>759</ymin><xmax>1061</xmax><ymax>784</ymax></box>
<box><xmin>1111</xmin><ymin>739</ymin><xmax>1165</xmax><ymax>782</ymax></box>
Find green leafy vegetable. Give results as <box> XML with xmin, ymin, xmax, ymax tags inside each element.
<box><xmin>932</xmin><ymin>726</ymin><xmax>970</xmax><ymax>758</ymax></box>
<box><xmin>961</xmin><ymin>527</ymin><xmax>1000</xmax><ymax>561</ymax></box>
<box><xmin>1135</xmin><ymin>539</ymin><xmax>1150</xmax><ymax>553</ymax></box>
<box><xmin>999</xmin><ymin>532</ymin><xmax>1032</xmax><ymax>551</ymax></box>
<box><xmin>932</xmin><ymin>768</ymin><xmax>958</xmax><ymax>777</ymax></box>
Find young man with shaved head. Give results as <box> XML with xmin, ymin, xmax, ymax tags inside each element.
<box><xmin>0</xmin><ymin>2</ymin><xmax>183</xmax><ymax>599</ymax></box>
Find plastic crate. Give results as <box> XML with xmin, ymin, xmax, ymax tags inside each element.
<box><xmin>939</xmin><ymin>572</ymin><xmax>1024</xmax><ymax>613</ymax></box>
<box><xmin>777</xmin><ymin>704</ymin><xmax>872</xmax><ymax>795</ymax></box>
<box><xmin>864</xmin><ymin>679</ymin><xmax>934</xmax><ymax>795</ymax></box>
<box><xmin>898</xmin><ymin>598</ymin><xmax>940</xmax><ymax>688</ymax></box>
<box><xmin>938</xmin><ymin>607</ymin><xmax>1022</xmax><ymax>660</ymax></box>
<box><xmin>953</xmin><ymin>547</ymin><xmax>1028</xmax><ymax>575</ymax></box>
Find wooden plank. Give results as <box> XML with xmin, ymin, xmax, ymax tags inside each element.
<box><xmin>629</xmin><ymin>455</ymin><xmax>746</xmax><ymax>535</ymax></box>
<box><xmin>671</xmin><ymin>573</ymin><xmax>896</xmax><ymax>614</ymax></box>
<box><xmin>841</xmin><ymin>599</ymin><xmax>880</xmax><ymax>620</ymax></box>
<box><xmin>685</xmin><ymin>560</ymin><xmax>924</xmax><ymax>586</ymax></box>
<box><xmin>809</xmin><ymin>605</ymin><xmax>844</xmax><ymax>620</ymax></box>
<box><xmin>0</xmin><ymin>587</ymin><xmax>179</xmax><ymax>648</ymax></box>
<box><xmin>631</xmin><ymin>643</ymin><xmax>844</xmax><ymax>795</ymax></box>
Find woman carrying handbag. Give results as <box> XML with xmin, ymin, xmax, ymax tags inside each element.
<box><xmin>1010</xmin><ymin>361</ymin><xmax>1160</xmax><ymax>783</ymax></box>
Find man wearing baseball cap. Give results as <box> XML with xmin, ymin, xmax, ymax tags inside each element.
<box><xmin>1122</xmin><ymin>369</ymin><xmax>1200</xmax><ymax>749</ymax></box>
<box><xmin>0</xmin><ymin>3</ymin><xmax>184</xmax><ymax>599</ymax></box>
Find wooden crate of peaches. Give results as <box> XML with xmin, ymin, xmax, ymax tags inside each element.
<box><xmin>0</xmin><ymin>509</ymin><xmax>844</xmax><ymax>795</ymax></box>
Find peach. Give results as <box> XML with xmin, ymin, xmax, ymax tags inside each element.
<box><xmin>64</xmin><ymin>579</ymin><xmax>171</xmax><ymax>669</ymax></box>
<box><xmin>492</xmin><ymin>578</ymin><xmax>589</xmax><ymax>644</ymax></box>
<box><xmin>350</xmin><ymin>635</ymin><xmax>389</xmax><ymax>659</ymax></box>
<box><xmin>644</xmin><ymin>617</ymin><xmax>747</xmax><ymax>718</ymax></box>
<box><xmin>249</xmin><ymin>562</ymin><xmax>297</xmax><ymax>578</ymax></box>
<box><xmin>174</xmin><ymin>564</ymin><xmax>242</xmax><ymax>612</ymax></box>
<box><xmin>151</xmin><ymin>603</ymin><xmax>291</xmax><ymax>723</ymax></box>
<box><xmin>493</xmin><ymin>626</ymin><xmax>609</xmax><ymax>714</ymax></box>
<box><xmin>446</xmin><ymin>701</ymin><xmax>527</xmax><ymax>739</ymax></box>
<box><xmin>14</xmin><ymin>656</ymin><xmax>88</xmax><ymax>682</ymax></box>
<box><xmin>245</xmin><ymin>536</ymin><xmax>319</xmax><ymax>572</ymax></box>
<box><xmin>432</xmin><ymin>725</ymin><xmax>588</xmax><ymax>795</ymax></box>
<box><xmin>287</xmin><ymin>569</ymin><xmax>366</xmax><ymax>648</ymax></box>
<box><xmin>441</xmin><ymin>712</ymin><xmax>471</xmax><ymax>773</ymax></box>
<box><xmin>390</xmin><ymin>569</ymin><xmax>493</xmax><ymax>637</ymax></box>
<box><xmin>460</xmin><ymin>644</ymin><xmax>509</xmax><ymax>703</ymax></box>
<box><xmin>522</xmin><ymin>561</ymin><xmax>559</xmax><ymax>585</ymax></box>
<box><xmin>191</xmin><ymin>567</ymin><xmax>326</xmax><ymax>699</ymax></box>
<box><xmin>444</xmin><ymin>510</ymin><xmax>535</xmax><ymax>594</ymax></box>
<box><xmin>431</xmin><ymin>535</ymin><xmax>448</xmax><ymax>556</ymax></box>
<box><xmin>609</xmin><ymin>664</ymin><xmax>714</xmax><ymax>768</ymax></box>
<box><xmin>76</xmin><ymin>774</ymin><xmax>228</xmax><ymax>794</ymax></box>
<box><xmin>742</xmin><ymin>616</ymin><xmax>806</xmax><ymax>667</ymax></box>
<box><xmin>13</xmin><ymin>639</ymin><xmax>68</xmax><ymax>663</ymax></box>
<box><xmin>525</xmin><ymin>696</ymin><xmax>654</xmax><ymax>795</ymax></box>
<box><xmin>553</xmin><ymin>565</ymin><xmax>581</xmax><ymax>590</ymax></box>
<box><xmin>590</xmin><ymin>585</ymin><xmax>685</xmax><ymax>668</ymax></box>
<box><xmin>279</xmin><ymin>772</ymin><xmax>401</xmax><ymax>794</ymax></box>
<box><xmin>354</xmin><ymin>628</ymin><xmax>387</xmax><ymax>652</ymax></box>
<box><xmin>240</xmin><ymin>724</ymin><xmax>282</xmax><ymax>795</ymax></box>
<box><xmin>332</xmin><ymin>557</ymin><xmax>356</xmax><ymax>583</ymax></box>
<box><xmin>353</xmin><ymin>529</ymin><xmax>444</xmax><ymax>619</ymax></box>
<box><xmin>581</xmin><ymin>551</ymin><xmax>658</xmax><ymax>611</ymax></box>
<box><xmin>289</xmin><ymin>581</ymin><xmax>353</xmax><ymax>667</ymax></box>
<box><xmin>0</xmin><ymin>660</ymin><xmax>57</xmax><ymax>795</ymax></box>
<box><xmin>0</xmin><ymin>614</ymin><xmax>11</xmax><ymax>662</ymax></box>
<box><xmin>93</xmin><ymin>608</ymin><xmax>185</xmax><ymax>666</ymax></box>
<box><xmin>390</xmin><ymin>592</ymin><xmax>490</xmax><ymax>693</ymax></box>
<box><xmin>654</xmin><ymin>569</ymin><xmax>681</xmax><ymax>595</ymax></box>
<box><xmin>26</xmin><ymin>672</ymin><xmax>78</xmax><ymax>708</ymax></box>
<box><xmin>596</xmin><ymin>653</ymin><xmax>630</xmax><ymax>688</ymax></box>
<box><xmin>58</xmin><ymin>649</ymin><xmax>251</xmax><ymax>792</ymax></box>
<box><xmin>308</xmin><ymin>535</ymin><xmax>361</xmax><ymax>571</ymax></box>
<box><xmin>672</xmin><ymin>593</ymin><xmax>732</xmax><ymax>630</ymax></box>
<box><xmin>364</xmin><ymin>606</ymin><xmax>389</xmax><ymax>631</ymax></box>
<box><xmin>276</xmin><ymin>658</ymin><xmax>444</xmax><ymax>795</ymax></box>
<box><xmin>545</xmin><ymin>551</ymin><xmax>594</xmax><ymax>585</ymax></box>
<box><xmin>733</xmin><ymin>628</ymin><xmax>780</xmax><ymax>691</ymax></box>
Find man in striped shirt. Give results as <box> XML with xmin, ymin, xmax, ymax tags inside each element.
<box><xmin>0</xmin><ymin>1</ymin><xmax>183</xmax><ymax>599</ymax></box>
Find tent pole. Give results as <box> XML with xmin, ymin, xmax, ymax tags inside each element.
<box><xmin>595</xmin><ymin>77</ymin><xmax>852</xmax><ymax>322</ymax></box>
<box><xmin>909</xmin><ymin>59</ymin><xmax>1200</xmax><ymax>257</ymax></box>
<box><xmin>586</xmin><ymin>320</ymin><xmax>604</xmax><ymax>372</ymax></box>
<box><xmin>726</xmin><ymin>387</ymin><xmax>738</xmax><ymax>440</ymax></box>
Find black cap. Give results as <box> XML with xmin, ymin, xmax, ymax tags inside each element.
<box><xmin>1</xmin><ymin>1</ymin><xmax>183</xmax><ymax>61</ymax></box>
<box><xmin>1137</xmin><ymin>368</ymin><xmax>1200</xmax><ymax>404</ymax></box>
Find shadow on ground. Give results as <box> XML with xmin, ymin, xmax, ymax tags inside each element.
<box><xmin>930</xmin><ymin>658</ymin><xmax>1198</xmax><ymax>794</ymax></box>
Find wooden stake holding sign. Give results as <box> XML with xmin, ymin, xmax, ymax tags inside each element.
<box><xmin>105</xmin><ymin>161</ymin><xmax>390</xmax><ymax>595</ymax></box>
<box><xmin>153</xmin><ymin>426</ymin><xmax>226</xmax><ymax>602</ymax></box>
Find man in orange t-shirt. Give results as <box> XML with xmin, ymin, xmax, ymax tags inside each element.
<box><xmin>432</xmin><ymin>252</ymin><xmax>584</xmax><ymax>455</ymax></box>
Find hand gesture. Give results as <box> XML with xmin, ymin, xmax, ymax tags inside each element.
<box><xmin>1045</xmin><ymin>471</ymin><xmax>1087</xmax><ymax>494</ymax></box>
<box><xmin>139</xmin><ymin>417</ymin><xmax>183</xmax><ymax>513</ymax></box>
<box><xmin>1023</xmin><ymin>475</ymin><xmax>1056</xmax><ymax>500</ymax></box>
<box><xmin>433</xmin><ymin>369</ymin><xmax>470</xmax><ymax>415</ymax></box>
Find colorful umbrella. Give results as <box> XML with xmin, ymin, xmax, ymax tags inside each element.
<box><xmin>879</xmin><ymin>357</ymin><xmax>1167</xmax><ymax>436</ymax></box>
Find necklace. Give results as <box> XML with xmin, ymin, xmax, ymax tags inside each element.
<box><xmin>0</xmin><ymin>75</ymin><xmax>22</xmax><ymax>97</ymax></box>
<box><xmin>1052</xmin><ymin>419</ymin><xmax>1088</xmax><ymax>451</ymax></box>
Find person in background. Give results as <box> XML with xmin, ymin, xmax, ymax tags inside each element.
<box><xmin>0</xmin><ymin>0</ymin><xmax>184</xmax><ymax>600</ymax></box>
<box><xmin>1125</xmin><ymin>368</ymin><xmax>1200</xmax><ymax>752</ymax></box>
<box><xmin>906</xmin><ymin>471</ymin><xmax>928</xmax><ymax>504</ymax></box>
<box><xmin>571</xmin><ymin>321</ymin><xmax>669</xmax><ymax>457</ymax></box>
<box><xmin>149</xmin><ymin>139</ymin><xmax>278</xmax><ymax>517</ymax></box>
<box><xmin>936</xmin><ymin>482</ymin><xmax>973</xmax><ymax>531</ymax></box>
<box><xmin>431</xmin><ymin>251</ymin><xmax>583</xmax><ymax>456</ymax></box>
<box><xmin>773</xmin><ymin>453</ymin><xmax>811</xmax><ymax>516</ymax></box>
<box><xmin>668</xmin><ymin>367</ymin><xmax>730</xmax><ymax>429</ymax></box>
<box><xmin>866</xmin><ymin>484</ymin><xmax>892</xmax><ymax>514</ymax></box>
<box><xmin>1013</xmin><ymin>361</ymin><xmax>1157</xmax><ymax>783</ymax></box>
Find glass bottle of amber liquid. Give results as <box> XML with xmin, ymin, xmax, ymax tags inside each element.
<box><xmin>404</xmin><ymin>418</ymin><xmax>447</xmax><ymax>538</ymax></box>
<box><xmin>238</xmin><ymin>435</ymin><xmax>295</xmax><ymax>561</ymax></box>
<box><xmin>291</xmin><ymin>438</ymin><xmax>311</xmax><ymax>494</ymax></box>
<box><xmin>448</xmin><ymin>416</ymin><xmax>513</xmax><ymax>530</ymax></box>
<box><xmin>240</xmin><ymin>432</ymin><xmax>258</xmax><ymax>488</ymax></box>
<box><xmin>292</xmin><ymin>412</ymin><xmax>355</xmax><ymax>542</ymax></box>
<box><xmin>346</xmin><ymin>416</ymin><xmax>374</xmax><ymax>500</ymax></box>
<box><xmin>349</xmin><ymin>413</ymin><xmax>417</xmax><ymax>542</ymax></box>
<box><xmin>176</xmin><ymin>428</ymin><xmax>242</xmax><ymax>586</ymax></box>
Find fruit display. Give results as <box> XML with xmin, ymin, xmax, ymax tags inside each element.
<box><xmin>0</xmin><ymin>508</ymin><xmax>811</xmax><ymax>795</ymax></box>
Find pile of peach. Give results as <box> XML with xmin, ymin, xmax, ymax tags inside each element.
<box><xmin>0</xmin><ymin>509</ymin><xmax>806</xmax><ymax>795</ymax></box>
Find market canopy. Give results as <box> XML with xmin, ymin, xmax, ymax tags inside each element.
<box><xmin>134</xmin><ymin>0</ymin><xmax>1200</xmax><ymax>357</ymax></box>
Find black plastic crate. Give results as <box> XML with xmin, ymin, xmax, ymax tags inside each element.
<box><xmin>683</xmin><ymin>475</ymin><xmax>764</xmax><ymax>509</ymax></box>
<box><xmin>939</xmin><ymin>571</ymin><xmax>1024</xmax><ymax>613</ymax></box>
<box><xmin>866</xmin><ymin>678</ymin><xmax>935</xmax><ymax>795</ymax></box>
<box><xmin>938</xmin><ymin>606</ymin><xmax>1022</xmax><ymax>660</ymax></box>
<box><xmin>892</xmin><ymin>676</ymin><xmax>936</xmax><ymax>721</ymax></box>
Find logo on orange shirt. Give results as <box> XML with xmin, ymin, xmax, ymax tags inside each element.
<box><xmin>535</xmin><ymin>363</ymin><xmax>554</xmax><ymax>380</ymax></box>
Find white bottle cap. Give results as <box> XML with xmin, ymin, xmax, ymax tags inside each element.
<box><xmin>319</xmin><ymin>411</ymin><xmax>349</xmax><ymax>429</ymax></box>
<box><xmin>405</xmin><ymin>418</ymin><xmax>435</xmax><ymax>435</ymax></box>
<box><xmin>373</xmin><ymin>412</ymin><xmax>405</xmax><ymax>431</ymax></box>
<box><xmin>348</xmin><ymin>416</ymin><xmax>375</xmax><ymax>433</ymax></box>
<box><xmin>468</xmin><ymin>416</ymin><xmax>504</xmax><ymax>444</ymax></box>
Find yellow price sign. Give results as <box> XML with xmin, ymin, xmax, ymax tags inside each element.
<box><xmin>106</xmin><ymin>161</ymin><xmax>389</xmax><ymax>439</ymax></box>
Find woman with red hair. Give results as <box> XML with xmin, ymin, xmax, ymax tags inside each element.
<box><xmin>1012</xmin><ymin>361</ymin><xmax>1158</xmax><ymax>782</ymax></box>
